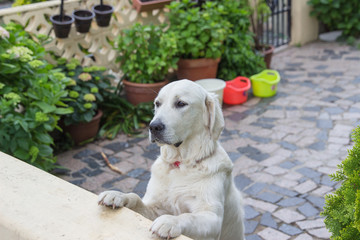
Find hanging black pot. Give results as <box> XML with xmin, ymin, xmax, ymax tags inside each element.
<box><xmin>50</xmin><ymin>14</ymin><xmax>74</xmax><ymax>38</ymax></box>
<box><xmin>72</xmin><ymin>9</ymin><xmax>95</xmax><ymax>33</ymax></box>
<box><xmin>92</xmin><ymin>4</ymin><xmax>114</xmax><ymax>27</ymax></box>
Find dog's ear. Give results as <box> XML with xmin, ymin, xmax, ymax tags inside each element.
<box><xmin>204</xmin><ymin>92</ymin><xmax>224</xmax><ymax>140</ymax></box>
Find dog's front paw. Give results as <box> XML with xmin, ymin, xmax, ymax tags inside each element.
<box><xmin>98</xmin><ymin>191</ymin><xmax>130</xmax><ymax>209</ymax></box>
<box><xmin>151</xmin><ymin>215</ymin><xmax>182</xmax><ymax>239</ymax></box>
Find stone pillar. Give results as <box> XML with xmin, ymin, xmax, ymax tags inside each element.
<box><xmin>290</xmin><ymin>0</ymin><xmax>319</xmax><ymax>46</ymax></box>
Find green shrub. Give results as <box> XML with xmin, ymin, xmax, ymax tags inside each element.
<box><xmin>56</xmin><ymin>58</ymin><xmax>114</xmax><ymax>126</ymax></box>
<box><xmin>322</xmin><ymin>126</ymin><xmax>360</xmax><ymax>239</ymax></box>
<box><xmin>216</xmin><ymin>0</ymin><xmax>265</xmax><ymax>80</ymax></box>
<box><xmin>0</xmin><ymin>23</ymin><xmax>72</xmax><ymax>171</ymax></box>
<box><xmin>167</xmin><ymin>0</ymin><xmax>231</xmax><ymax>59</ymax></box>
<box><xmin>308</xmin><ymin>0</ymin><xmax>360</xmax><ymax>43</ymax></box>
<box><xmin>115</xmin><ymin>23</ymin><xmax>178</xmax><ymax>84</ymax></box>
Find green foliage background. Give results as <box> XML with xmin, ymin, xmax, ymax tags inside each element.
<box><xmin>322</xmin><ymin>126</ymin><xmax>360</xmax><ymax>239</ymax></box>
<box><xmin>308</xmin><ymin>0</ymin><xmax>360</xmax><ymax>44</ymax></box>
<box><xmin>0</xmin><ymin>23</ymin><xmax>72</xmax><ymax>171</ymax></box>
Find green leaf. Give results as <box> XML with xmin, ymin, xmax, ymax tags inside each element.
<box><xmin>54</xmin><ymin>107</ymin><xmax>73</xmax><ymax>115</ymax></box>
<box><xmin>18</xmin><ymin>120</ymin><xmax>29</xmax><ymax>131</ymax></box>
<box><xmin>14</xmin><ymin>149</ymin><xmax>30</xmax><ymax>160</ymax></box>
<box><xmin>43</xmin><ymin>124</ymin><xmax>53</xmax><ymax>132</ymax></box>
<box><xmin>29</xmin><ymin>146</ymin><xmax>40</xmax><ymax>163</ymax></box>
<box><xmin>38</xmin><ymin>144</ymin><xmax>53</xmax><ymax>157</ymax></box>
<box><xmin>0</xmin><ymin>63</ymin><xmax>21</xmax><ymax>74</ymax></box>
<box><xmin>17</xmin><ymin>138</ymin><xmax>30</xmax><ymax>151</ymax></box>
<box><xmin>35</xmin><ymin>132</ymin><xmax>53</xmax><ymax>144</ymax></box>
<box><xmin>83</xmin><ymin>112</ymin><xmax>94</xmax><ymax>122</ymax></box>
<box><xmin>34</xmin><ymin>102</ymin><xmax>56</xmax><ymax>113</ymax></box>
<box><xmin>26</xmin><ymin>91</ymin><xmax>40</xmax><ymax>100</ymax></box>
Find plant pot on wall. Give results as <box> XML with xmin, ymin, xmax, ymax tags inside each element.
<box><xmin>50</xmin><ymin>14</ymin><xmax>74</xmax><ymax>38</ymax></box>
<box><xmin>123</xmin><ymin>80</ymin><xmax>169</xmax><ymax>105</ymax></box>
<box><xmin>92</xmin><ymin>4</ymin><xmax>114</xmax><ymax>27</ymax></box>
<box><xmin>72</xmin><ymin>9</ymin><xmax>95</xmax><ymax>33</ymax></box>
<box><xmin>63</xmin><ymin>109</ymin><xmax>103</xmax><ymax>145</ymax></box>
<box><xmin>176</xmin><ymin>58</ymin><xmax>221</xmax><ymax>81</ymax></box>
<box><xmin>132</xmin><ymin>0</ymin><xmax>172</xmax><ymax>12</ymax></box>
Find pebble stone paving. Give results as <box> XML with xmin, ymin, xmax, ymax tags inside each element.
<box><xmin>56</xmin><ymin>41</ymin><xmax>360</xmax><ymax>239</ymax></box>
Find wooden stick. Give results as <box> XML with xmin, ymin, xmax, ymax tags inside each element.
<box><xmin>101</xmin><ymin>152</ymin><xmax>123</xmax><ymax>174</ymax></box>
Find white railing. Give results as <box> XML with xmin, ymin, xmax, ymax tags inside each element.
<box><xmin>0</xmin><ymin>0</ymin><xmax>167</xmax><ymax>70</ymax></box>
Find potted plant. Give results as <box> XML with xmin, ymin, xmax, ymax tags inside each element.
<box><xmin>57</xmin><ymin>58</ymin><xmax>114</xmax><ymax>144</ymax></box>
<box><xmin>72</xmin><ymin>9</ymin><xmax>95</xmax><ymax>33</ymax></box>
<box><xmin>92</xmin><ymin>0</ymin><xmax>114</xmax><ymax>27</ymax></box>
<box><xmin>248</xmin><ymin>0</ymin><xmax>274</xmax><ymax>68</ymax></box>
<box><xmin>114</xmin><ymin>23</ymin><xmax>178</xmax><ymax>105</ymax></box>
<box><xmin>215</xmin><ymin>0</ymin><xmax>266</xmax><ymax>80</ymax></box>
<box><xmin>166</xmin><ymin>0</ymin><xmax>231</xmax><ymax>81</ymax></box>
<box><xmin>132</xmin><ymin>0</ymin><xmax>172</xmax><ymax>13</ymax></box>
<box><xmin>50</xmin><ymin>0</ymin><xmax>74</xmax><ymax>38</ymax></box>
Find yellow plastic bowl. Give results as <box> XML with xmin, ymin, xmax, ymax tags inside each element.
<box><xmin>250</xmin><ymin>70</ymin><xmax>280</xmax><ymax>97</ymax></box>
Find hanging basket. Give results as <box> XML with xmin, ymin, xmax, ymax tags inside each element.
<box><xmin>72</xmin><ymin>9</ymin><xmax>95</xmax><ymax>33</ymax></box>
<box><xmin>92</xmin><ymin>4</ymin><xmax>114</xmax><ymax>27</ymax></box>
<box><xmin>50</xmin><ymin>14</ymin><xmax>74</xmax><ymax>38</ymax></box>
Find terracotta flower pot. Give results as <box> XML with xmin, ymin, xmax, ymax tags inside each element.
<box><xmin>123</xmin><ymin>80</ymin><xmax>169</xmax><ymax>105</ymax></box>
<box><xmin>132</xmin><ymin>0</ymin><xmax>172</xmax><ymax>12</ymax></box>
<box><xmin>64</xmin><ymin>110</ymin><xmax>103</xmax><ymax>145</ymax></box>
<box><xmin>50</xmin><ymin>14</ymin><xmax>74</xmax><ymax>38</ymax></box>
<box><xmin>92</xmin><ymin>4</ymin><xmax>114</xmax><ymax>27</ymax></box>
<box><xmin>176</xmin><ymin>58</ymin><xmax>221</xmax><ymax>81</ymax></box>
<box><xmin>72</xmin><ymin>9</ymin><xmax>95</xmax><ymax>33</ymax></box>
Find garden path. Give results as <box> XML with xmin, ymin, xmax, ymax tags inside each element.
<box><xmin>57</xmin><ymin>41</ymin><xmax>360</xmax><ymax>240</ymax></box>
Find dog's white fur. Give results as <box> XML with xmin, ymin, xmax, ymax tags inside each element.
<box><xmin>98</xmin><ymin>80</ymin><xmax>244</xmax><ymax>240</ymax></box>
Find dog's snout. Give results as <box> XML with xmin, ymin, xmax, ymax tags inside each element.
<box><xmin>149</xmin><ymin>120</ymin><xmax>165</xmax><ymax>134</ymax></box>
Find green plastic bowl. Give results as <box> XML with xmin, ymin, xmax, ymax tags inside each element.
<box><xmin>250</xmin><ymin>70</ymin><xmax>280</xmax><ymax>97</ymax></box>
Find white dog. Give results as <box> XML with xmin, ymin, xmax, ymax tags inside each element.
<box><xmin>98</xmin><ymin>80</ymin><xmax>244</xmax><ymax>240</ymax></box>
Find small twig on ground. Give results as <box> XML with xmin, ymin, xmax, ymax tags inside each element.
<box><xmin>101</xmin><ymin>152</ymin><xmax>123</xmax><ymax>174</ymax></box>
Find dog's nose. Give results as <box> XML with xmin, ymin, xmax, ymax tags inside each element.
<box><xmin>149</xmin><ymin>120</ymin><xmax>165</xmax><ymax>134</ymax></box>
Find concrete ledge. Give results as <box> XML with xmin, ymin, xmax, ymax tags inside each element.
<box><xmin>0</xmin><ymin>151</ymin><xmax>190</xmax><ymax>240</ymax></box>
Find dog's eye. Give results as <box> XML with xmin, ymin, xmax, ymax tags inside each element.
<box><xmin>175</xmin><ymin>100</ymin><xmax>188</xmax><ymax>108</ymax></box>
<box><xmin>155</xmin><ymin>101</ymin><xmax>161</xmax><ymax>108</ymax></box>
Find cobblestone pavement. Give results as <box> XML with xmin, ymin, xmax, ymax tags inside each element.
<box><xmin>56</xmin><ymin>41</ymin><xmax>360</xmax><ymax>240</ymax></box>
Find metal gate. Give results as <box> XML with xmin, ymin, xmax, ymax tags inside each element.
<box><xmin>260</xmin><ymin>0</ymin><xmax>292</xmax><ymax>47</ymax></box>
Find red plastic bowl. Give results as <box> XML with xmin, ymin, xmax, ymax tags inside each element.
<box><xmin>223</xmin><ymin>76</ymin><xmax>251</xmax><ymax>105</ymax></box>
